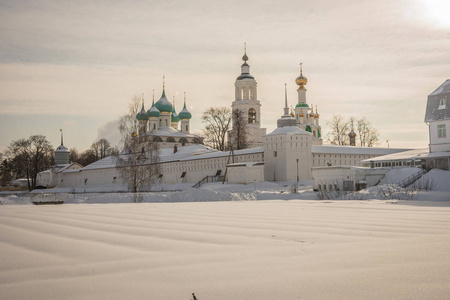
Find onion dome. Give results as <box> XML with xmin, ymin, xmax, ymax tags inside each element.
<box><xmin>295</xmin><ymin>102</ymin><xmax>309</xmax><ymax>108</ymax></box>
<box><xmin>299</xmin><ymin>112</ymin><xmax>304</xmax><ymax>117</ymax></box>
<box><xmin>147</xmin><ymin>99</ymin><xmax>160</xmax><ymax>118</ymax></box>
<box><xmin>171</xmin><ymin>97</ymin><xmax>180</xmax><ymax>122</ymax></box>
<box><xmin>136</xmin><ymin>96</ymin><xmax>148</xmax><ymax>121</ymax></box>
<box><xmin>314</xmin><ymin>106</ymin><xmax>320</xmax><ymax>118</ymax></box>
<box><xmin>295</xmin><ymin>62</ymin><xmax>308</xmax><ymax>89</ymax></box>
<box><xmin>155</xmin><ymin>89</ymin><xmax>173</xmax><ymax>113</ymax></box>
<box><xmin>179</xmin><ymin>94</ymin><xmax>192</xmax><ymax>120</ymax></box>
<box><xmin>236</xmin><ymin>43</ymin><xmax>255</xmax><ymax>81</ymax></box>
<box><xmin>349</xmin><ymin>129</ymin><xmax>356</xmax><ymax>138</ymax></box>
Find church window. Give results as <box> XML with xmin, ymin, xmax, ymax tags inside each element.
<box><xmin>248</xmin><ymin>108</ymin><xmax>256</xmax><ymax>123</ymax></box>
<box><xmin>241</xmin><ymin>88</ymin><xmax>244</xmax><ymax>100</ymax></box>
<box><xmin>165</xmin><ymin>119</ymin><xmax>168</xmax><ymax>126</ymax></box>
<box><xmin>274</xmin><ymin>151</ymin><xmax>277</xmax><ymax>157</ymax></box>
<box><xmin>153</xmin><ymin>124</ymin><xmax>156</xmax><ymax>130</ymax></box>
<box><xmin>249</xmin><ymin>88</ymin><xmax>253</xmax><ymax>100</ymax></box>
<box><xmin>438</xmin><ymin>124</ymin><xmax>446</xmax><ymax>138</ymax></box>
<box><xmin>186</xmin><ymin>125</ymin><xmax>189</xmax><ymax>132</ymax></box>
<box><xmin>439</xmin><ymin>99</ymin><xmax>447</xmax><ymax>109</ymax></box>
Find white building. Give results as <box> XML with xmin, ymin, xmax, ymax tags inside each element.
<box><xmin>48</xmin><ymin>49</ymin><xmax>413</xmax><ymax>191</ymax></box>
<box><xmin>425</xmin><ymin>79</ymin><xmax>450</xmax><ymax>153</ymax></box>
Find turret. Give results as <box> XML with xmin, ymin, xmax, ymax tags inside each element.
<box><xmin>136</xmin><ymin>93</ymin><xmax>148</xmax><ymax>135</ymax></box>
<box><xmin>147</xmin><ymin>90</ymin><xmax>160</xmax><ymax>132</ymax></box>
<box><xmin>179</xmin><ymin>92</ymin><xmax>192</xmax><ymax>134</ymax></box>
<box><xmin>55</xmin><ymin>129</ymin><xmax>70</xmax><ymax>166</ymax></box>
<box><xmin>171</xmin><ymin>96</ymin><xmax>180</xmax><ymax>129</ymax></box>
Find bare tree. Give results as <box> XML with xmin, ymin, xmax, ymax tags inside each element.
<box><xmin>357</xmin><ymin>118</ymin><xmax>380</xmax><ymax>147</ymax></box>
<box><xmin>7</xmin><ymin>135</ymin><xmax>53</xmax><ymax>190</ymax></box>
<box><xmin>91</xmin><ymin>138</ymin><xmax>113</xmax><ymax>160</ymax></box>
<box><xmin>229</xmin><ymin>108</ymin><xmax>249</xmax><ymax>150</ymax></box>
<box><xmin>201</xmin><ymin>107</ymin><xmax>232</xmax><ymax>151</ymax></box>
<box><xmin>116</xmin><ymin>96</ymin><xmax>160</xmax><ymax>194</ymax></box>
<box><xmin>326</xmin><ymin>115</ymin><xmax>350</xmax><ymax>145</ymax></box>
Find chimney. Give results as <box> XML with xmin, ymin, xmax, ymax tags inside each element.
<box><xmin>174</xmin><ymin>144</ymin><xmax>178</xmax><ymax>154</ymax></box>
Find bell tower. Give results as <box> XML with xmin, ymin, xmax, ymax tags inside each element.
<box><xmin>230</xmin><ymin>43</ymin><xmax>266</xmax><ymax>148</ymax></box>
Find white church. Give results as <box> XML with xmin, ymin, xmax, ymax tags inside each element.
<box><xmin>38</xmin><ymin>48</ymin><xmax>449</xmax><ymax>192</ymax></box>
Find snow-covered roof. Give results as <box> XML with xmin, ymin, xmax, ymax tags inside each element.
<box><xmin>361</xmin><ymin>148</ymin><xmax>450</xmax><ymax>162</ymax></box>
<box><xmin>146</xmin><ymin>126</ymin><xmax>199</xmax><ymax>138</ymax></box>
<box><xmin>312</xmin><ymin>145</ymin><xmax>410</xmax><ymax>156</ymax></box>
<box><xmin>425</xmin><ymin>79</ymin><xmax>450</xmax><ymax>122</ymax></box>
<box><xmin>56</xmin><ymin>162</ymin><xmax>82</xmax><ymax>173</ymax></box>
<box><xmin>80</xmin><ymin>145</ymin><xmax>264</xmax><ymax>171</ymax></box>
<box><xmin>265</xmin><ymin>126</ymin><xmax>311</xmax><ymax>136</ymax></box>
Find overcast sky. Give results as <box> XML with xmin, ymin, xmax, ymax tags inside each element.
<box><xmin>1</xmin><ymin>0</ymin><xmax>449</xmax><ymax>151</ymax></box>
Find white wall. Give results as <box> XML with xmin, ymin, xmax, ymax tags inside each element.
<box><xmin>429</xmin><ymin>120</ymin><xmax>450</xmax><ymax>152</ymax></box>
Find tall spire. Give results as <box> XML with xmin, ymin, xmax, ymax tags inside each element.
<box><xmin>283</xmin><ymin>83</ymin><xmax>290</xmax><ymax>116</ymax></box>
<box><xmin>173</xmin><ymin>96</ymin><xmax>176</xmax><ymax>110</ymax></box>
<box><xmin>152</xmin><ymin>89</ymin><xmax>155</xmax><ymax>104</ymax></box>
<box><xmin>60</xmin><ymin>129</ymin><xmax>63</xmax><ymax>146</ymax></box>
<box><xmin>300</xmin><ymin>62</ymin><xmax>303</xmax><ymax>76</ymax></box>
<box><xmin>162</xmin><ymin>75</ymin><xmax>166</xmax><ymax>97</ymax></box>
<box><xmin>141</xmin><ymin>93</ymin><xmax>144</xmax><ymax>109</ymax></box>
<box><xmin>184</xmin><ymin>92</ymin><xmax>187</xmax><ymax>108</ymax></box>
<box><xmin>242</xmin><ymin>42</ymin><xmax>248</xmax><ymax>62</ymax></box>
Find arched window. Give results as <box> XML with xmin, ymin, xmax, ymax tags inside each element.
<box><xmin>153</xmin><ymin>123</ymin><xmax>156</xmax><ymax>130</ymax></box>
<box><xmin>153</xmin><ymin>136</ymin><xmax>163</xmax><ymax>142</ymax></box>
<box><xmin>166</xmin><ymin>137</ymin><xmax>175</xmax><ymax>143</ymax></box>
<box><xmin>192</xmin><ymin>138</ymin><xmax>200</xmax><ymax>144</ymax></box>
<box><xmin>241</xmin><ymin>88</ymin><xmax>244</xmax><ymax>100</ymax></box>
<box><xmin>249</xmin><ymin>88</ymin><xmax>253</xmax><ymax>100</ymax></box>
<box><xmin>179</xmin><ymin>137</ymin><xmax>188</xmax><ymax>144</ymax></box>
<box><xmin>248</xmin><ymin>108</ymin><xmax>256</xmax><ymax>123</ymax></box>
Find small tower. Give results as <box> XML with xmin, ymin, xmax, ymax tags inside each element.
<box><xmin>179</xmin><ymin>92</ymin><xmax>192</xmax><ymax>134</ymax></box>
<box><xmin>171</xmin><ymin>96</ymin><xmax>180</xmax><ymax>129</ymax></box>
<box><xmin>293</xmin><ymin>63</ymin><xmax>322</xmax><ymax>145</ymax></box>
<box><xmin>155</xmin><ymin>75</ymin><xmax>172</xmax><ymax>128</ymax></box>
<box><xmin>230</xmin><ymin>43</ymin><xmax>266</xmax><ymax>148</ymax></box>
<box><xmin>136</xmin><ymin>93</ymin><xmax>148</xmax><ymax>135</ymax></box>
<box><xmin>55</xmin><ymin>129</ymin><xmax>70</xmax><ymax>166</ymax></box>
<box><xmin>263</xmin><ymin>84</ymin><xmax>312</xmax><ymax>181</ymax></box>
<box><xmin>349</xmin><ymin>129</ymin><xmax>356</xmax><ymax>146</ymax></box>
<box><xmin>147</xmin><ymin>89</ymin><xmax>160</xmax><ymax>132</ymax></box>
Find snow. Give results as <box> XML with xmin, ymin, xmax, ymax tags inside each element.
<box><xmin>1</xmin><ymin>170</ymin><xmax>450</xmax><ymax>299</ymax></box>
<box><xmin>1</xmin><ymin>198</ymin><xmax>450</xmax><ymax>299</ymax></box>
<box><xmin>313</xmin><ymin>145</ymin><xmax>410</xmax><ymax>155</ymax></box>
<box><xmin>264</xmin><ymin>125</ymin><xmax>310</xmax><ymax>136</ymax></box>
<box><xmin>378</xmin><ymin>167</ymin><xmax>421</xmax><ymax>185</ymax></box>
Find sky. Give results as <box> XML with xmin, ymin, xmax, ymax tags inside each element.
<box><xmin>1</xmin><ymin>0</ymin><xmax>449</xmax><ymax>152</ymax></box>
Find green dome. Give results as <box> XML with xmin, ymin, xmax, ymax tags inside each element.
<box><xmin>147</xmin><ymin>100</ymin><xmax>160</xmax><ymax>118</ymax></box>
<box><xmin>171</xmin><ymin>112</ymin><xmax>180</xmax><ymax>122</ymax></box>
<box><xmin>305</xmin><ymin>125</ymin><xmax>312</xmax><ymax>132</ymax></box>
<box><xmin>178</xmin><ymin>101</ymin><xmax>192</xmax><ymax>120</ymax></box>
<box><xmin>136</xmin><ymin>104</ymin><xmax>148</xmax><ymax>121</ymax></box>
<box><xmin>155</xmin><ymin>89</ymin><xmax>172</xmax><ymax>113</ymax></box>
<box><xmin>295</xmin><ymin>103</ymin><xmax>309</xmax><ymax>108</ymax></box>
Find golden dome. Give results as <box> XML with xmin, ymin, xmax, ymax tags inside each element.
<box><xmin>295</xmin><ymin>62</ymin><xmax>307</xmax><ymax>89</ymax></box>
<box><xmin>299</xmin><ymin>113</ymin><xmax>304</xmax><ymax>117</ymax></box>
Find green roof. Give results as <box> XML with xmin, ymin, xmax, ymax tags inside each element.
<box><xmin>296</xmin><ymin>103</ymin><xmax>309</xmax><ymax>108</ymax></box>
<box><xmin>155</xmin><ymin>89</ymin><xmax>173</xmax><ymax>113</ymax></box>
<box><xmin>178</xmin><ymin>101</ymin><xmax>192</xmax><ymax>120</ymax></box>
<box><xmin>147</xmin><ymin>99</ymin><xmax>160</xmax><ymax>118</ymax></box>
<box><xmin>305</xmin><ymin>125</ymin><xmax>312</xmax><ymax>132</ymax></box>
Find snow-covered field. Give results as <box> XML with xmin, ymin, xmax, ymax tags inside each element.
<box><xmin>1</xmin><ymin>170</ymin><xmax>450</xmax><ymax>299</ymax></box>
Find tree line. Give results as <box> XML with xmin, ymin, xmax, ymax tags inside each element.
<box><xmin>0</xmin><ymin>136</ymin><xmax>118</xmax><ymax>190</ymax></box>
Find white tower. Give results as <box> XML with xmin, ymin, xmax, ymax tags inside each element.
<box><xmin>179</xmin><ymin>92</ymin><xmax>192</xmax><ymax>134</ymax></box>
<box><xmin>263</xmin><ymin>84</ymin><xmax>312</xmax><ymax>181</ymax></box>
<box><xmin>293</xmin><ymin>63</ymin><xmax>322</xmax><ymax>145</ymax></box>
<box><xmin>55</xmin><ymin>129</ymin><xmax>70</xmax><ymax>166</ymax></box>
<box><xmin>230</xmin><ymin>44</ymin><xmax>266</xmax><ymax>148</ymax></box>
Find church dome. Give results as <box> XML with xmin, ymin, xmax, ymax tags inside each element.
<box><xmin>136</xmin><ymin>105</ymin><xmax>148</xmax><ymax>121</ymax></box>
<box><xmin>295</xmin><ymin>75</ymin><xmax>307</xmax><ymax>88</ymax></box>
<box><xmin>295</xmin><ymin>63</ymin><xmax>307</xmax><ymax>89</ymax></box>
<box><xmin>179</xmin><ymin>97</ymin><xmax>192</xmax><ymax>120</ymax></box>
<box><xmin>155</xmin><ymin>89</ymin><xmax>172</xmax><ymax>113</ymax></box>
<box><xmin>171</xmin><ymin>111</ymin><xmax>180</xmax><ymax>123</ymax></box>
<box><xmin>148</xmin><ymin>100</ymin><xmax>160</xmax><ymax>118</ymax></box>
<box><xmin>56</xmin><ymin>145</ymin><xmax>69</xmax><ymax>152</ymax></box>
